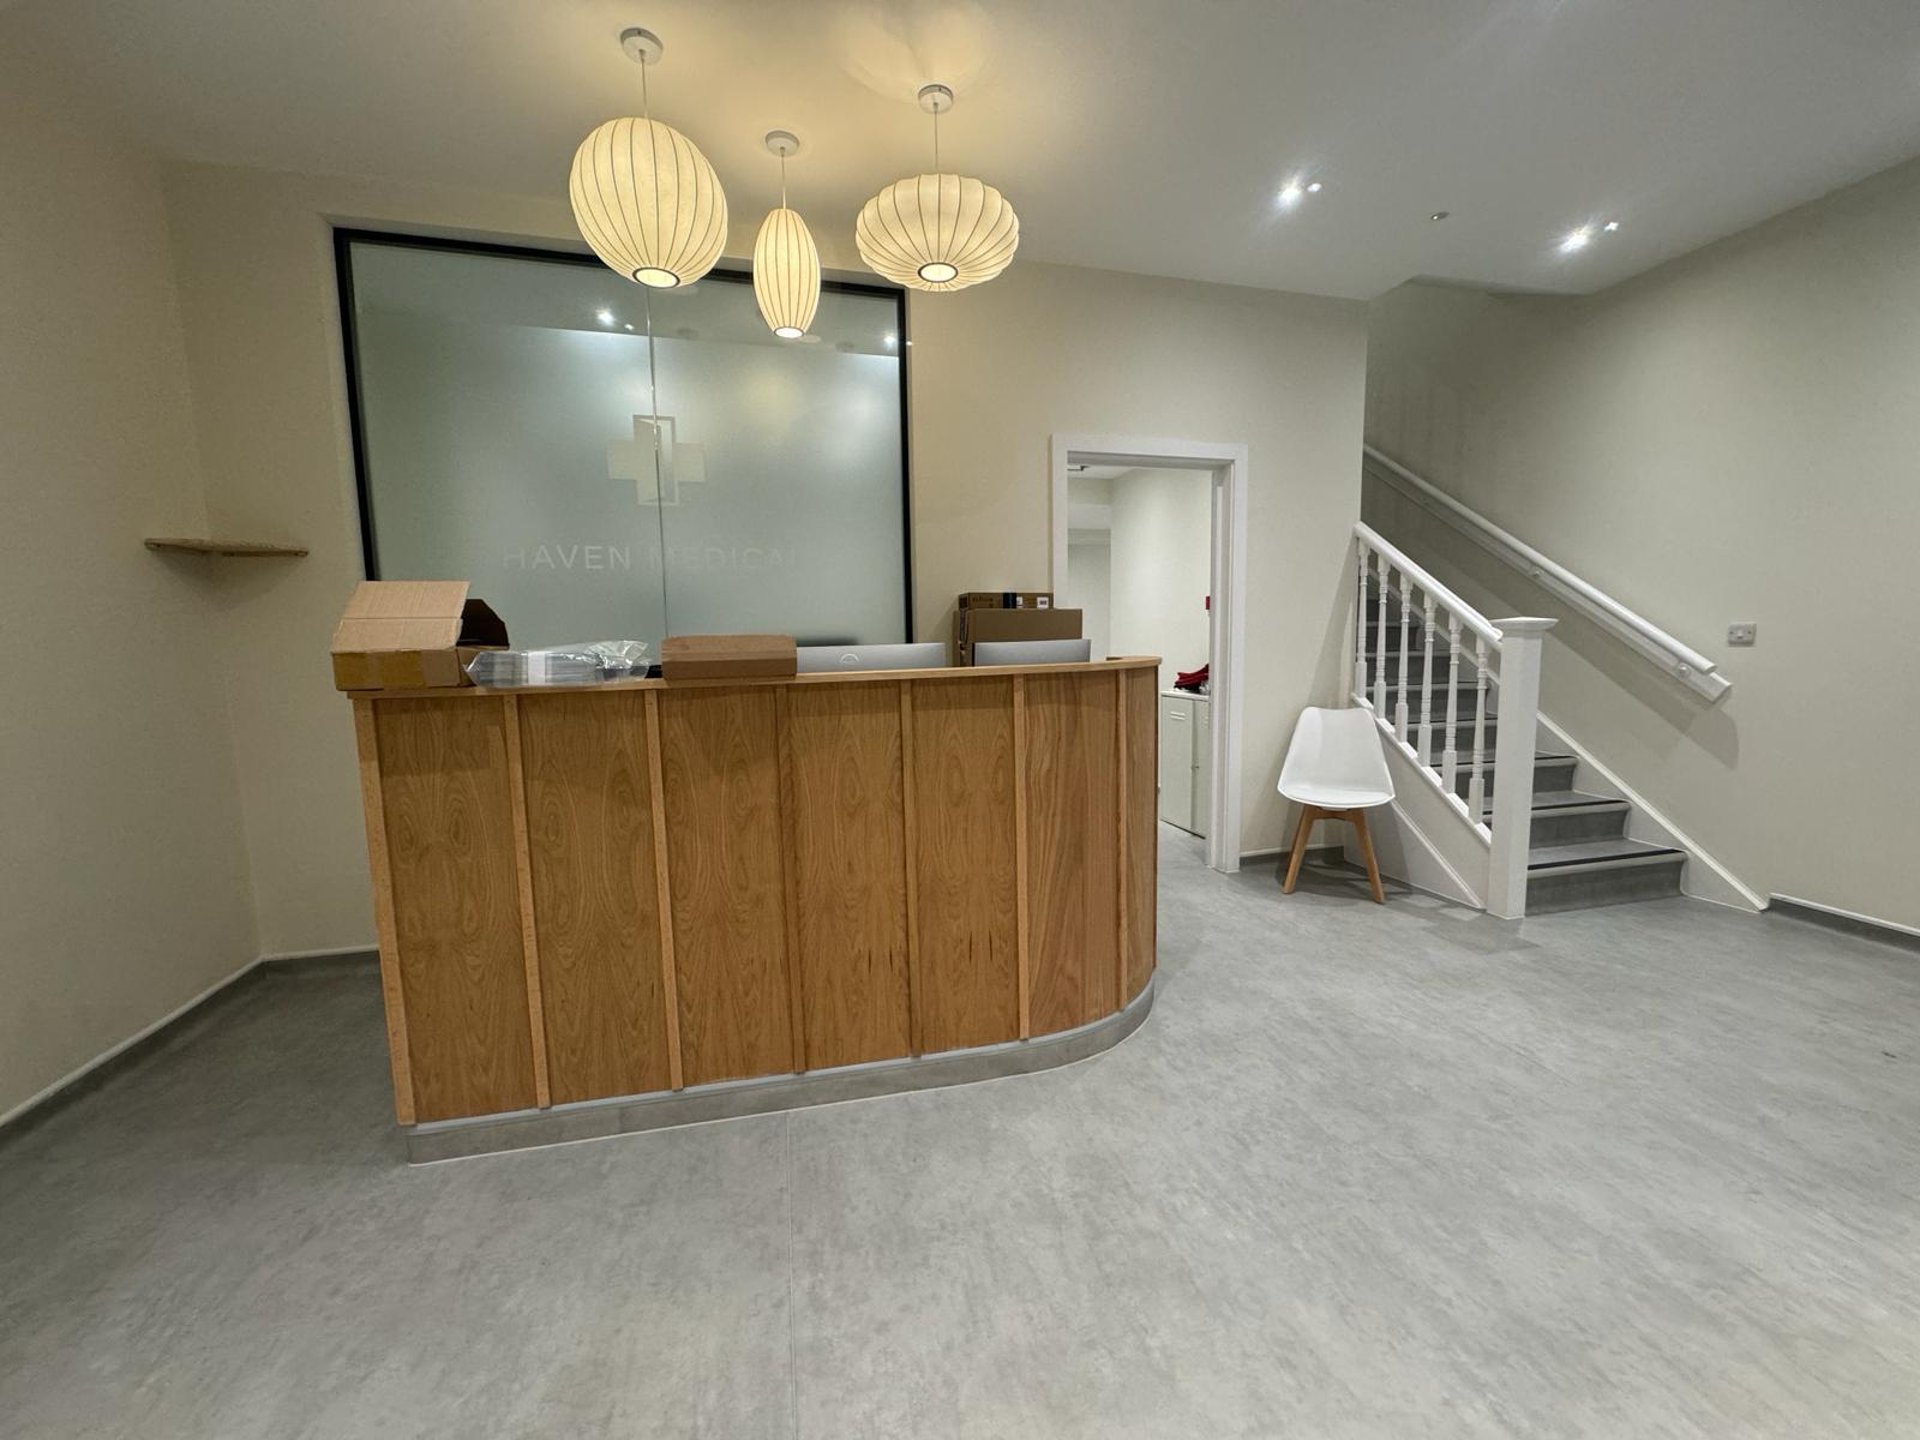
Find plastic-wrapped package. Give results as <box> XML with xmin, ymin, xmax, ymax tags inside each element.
<box><xmin>466</xmin><ymin>641</ymin><xmax>653</xmax><ymax>688</ymax></box>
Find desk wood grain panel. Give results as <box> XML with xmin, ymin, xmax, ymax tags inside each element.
<box><xmin>518</xmin><ymin>692</ymin><xmax>671</xmax><ymax>1104</ymax></box>
<box><xmin>658</xmin><ymin>686</ymin><xmax>795</xmax><ymax>1086</ymax></box>
<box><xmin>784</xmin><ymin>684</ymin><xmax>912</xmax><ymax>1069</ymax></box>
<box><xmin>1123</xmin><ymin>667</ymin><xmax>1158</xmax><ymax>1001</ymax></box>
<box><xmin>1024</xmin><ymin>671</ymin><xmax>1119</xmax><ymax>1034</ymax></box>
<box><xmin>375</xmin><ymin>699</ymin><xmax>536</xmax><ymax>1122</ymax></box>
<box><xmin>898</xmin><ymin>684</ymin><xmax>923</xmax><ymax>1054</ymax></box>
<box><xmin>353</xmin><ymin>700</ymin><xmax>416</xmax><ymax>1125</ymax></box>
<box><xmin>501</xmin><ymin>697</ymin><xmax>552</xmax><ymax>1109</ymax></box>
<box><xmin>910</xmin><ymin>676</ymin><xmax>1021</xmax><ymax>1053</ymax></box>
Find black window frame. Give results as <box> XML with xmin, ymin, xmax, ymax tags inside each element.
<box><xmin>332</xmin><ymin>226</ymin><xmax>915</xmax><ymax>641</ymax></box>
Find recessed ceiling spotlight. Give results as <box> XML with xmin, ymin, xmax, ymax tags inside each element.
<box><xmin>596</xmin><ymin>308</ymin><xmax>616</xmax><ymax>326</ymax></box>
<box><xmin>1430</xmin><ymin>210</ymin><xmax>1451</xmax><ymax>222</ymax></box>
<box><xmin>1278</xmin><ymin>182</ymin><xmax>1303</xmax><ymax>205</ymax></box>
<box><xmin>623</xmin><ymin>323</ymin><xmax>635</xmax><ymax>332</ymax></box>
<box><xmin>1559</xmin><ymin>227</ymin><xmax>1593</xmax><ymax>254</ymax></box>
<box><xmin>1305</xmin><ymin>181</ymin><xmax>1323</xmax><ymax>194</ymax></box>
<box><xmin>1603</xmin><ymin>220</ymin><xmax>1620</xmax><ymax>232</ymax></box>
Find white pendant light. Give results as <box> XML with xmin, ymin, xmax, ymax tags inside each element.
<box><xmin>752</xmin><ymin>130</ymin><xmax>820</xmax><ymax>339</ymax></box>
<box><xmin>569</xmin><ymin>28</ymin><xmax>728</xmax><ymax>289</ymax></box>
<box><xmin>856</xmin><ymin>84</ymin><xmax>1019</xmax><ymax>293</ymax></box>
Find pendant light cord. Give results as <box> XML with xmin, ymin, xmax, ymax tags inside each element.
<box><xmin>780</xmin><ymin>152</ymin><xmax>788</xmax><ymax>209</ymax></box>
<box><xmin>932</xmin><ymin>101</ymin><xmax>941</xmax><ymax>172</ymax></box>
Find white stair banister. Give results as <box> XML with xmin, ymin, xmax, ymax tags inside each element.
<box><xmin>1354</xmin><ymin>522</ymin><xmax>1557</xmax><ymax>916</ymax></box>
<box><xmin>1485</xmin><ymin>617</ymin><xmax>1557</xmax><ymax>920</ymax></box>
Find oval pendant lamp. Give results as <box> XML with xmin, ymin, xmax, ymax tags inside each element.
<box><xmin>857</xmin><ymin>84</ymin><xmax>1019</xmax><ymax>292</ymax></box>
<box><xmin>753</xmin><ymin>131</ymin><xmax>820</xmax><ymax>338</ymax></box>
<box><xmin>569</xmin><ymin>28</ymin><xmax>728</xmax><ymax>289</ymax></box>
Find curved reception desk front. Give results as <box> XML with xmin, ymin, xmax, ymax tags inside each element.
<box><xmin>349</xmin><ymin>659</ymin><xmax>1160</xmax><ymax>1159</ymax></box>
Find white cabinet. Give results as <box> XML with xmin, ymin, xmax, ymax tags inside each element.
<box><xmin>1157</xmin><ymin>692</ymin><xmax>1211</xmax><ymax>837</ymax></box>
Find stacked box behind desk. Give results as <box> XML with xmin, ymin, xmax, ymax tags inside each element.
<box><xmin>952</xmin><ymin>605</ymin><xmax>1083</xmax><ymax>666</ymax></box>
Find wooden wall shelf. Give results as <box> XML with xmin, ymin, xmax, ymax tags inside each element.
<box><xmin>145</xmin><ymin>537</ymin><xmax>309</xmax><ymax>558</ymax></box>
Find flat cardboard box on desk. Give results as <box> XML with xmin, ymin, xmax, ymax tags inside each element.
<box><xmin>660</xmin><ymin>633</ymin><xmax>798</xmax><ymax>681</ymax></box>
<box><xmin>330</xmin><ymin>580</ymin><xmax>508</xmax><ymax>692</ymax></box>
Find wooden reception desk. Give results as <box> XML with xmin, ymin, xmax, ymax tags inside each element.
<box><xmin>349</xmin><ymin>658</ymin><xmax>1159</xmax><ymax>1143</ymax></box>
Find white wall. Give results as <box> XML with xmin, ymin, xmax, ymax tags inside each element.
<box><xmin>0</xmin><ymin>67</ymin><xmax>256</xmax><ymax>1118</ymax></box>
<box><xmin>1366</xmin><ymin>153</ymin><xmax>1920</xmax><ymax>929</ymax></box>
<box><xmin>1064</xmin><ymin>540</ymin><xmax>1112</xmax><ymax>661</ymax></box>
<box><xmin>1107</xmin><ymin>467</ymin><xmax>1214</xmax><ymax>695</ymax></box>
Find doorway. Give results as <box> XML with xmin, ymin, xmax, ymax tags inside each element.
<box><xmin>1050</xmin><ymin>434</ymin><xmax>1248</xmax><ymax>874</ymax></box>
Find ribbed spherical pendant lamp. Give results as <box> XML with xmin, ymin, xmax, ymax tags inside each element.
<box><xmin>568</xmin><ymin>28</ymin><xmax>728</xmax><ymax>289</ymax></box>
<box><xmin>856</xmin><ymin>84</ymin><xmax>1019</xmax><ymax>293</ymax></box>
<box><xmin>752</xmin><ymin>131</ymin><xmax>820</xmax><ymax>338</ymax></box>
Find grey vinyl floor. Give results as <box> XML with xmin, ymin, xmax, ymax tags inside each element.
<box><xmin>5</xmin><ymin>835</ymin><xmax>1920</xmax><ymax>1438</ymax></box>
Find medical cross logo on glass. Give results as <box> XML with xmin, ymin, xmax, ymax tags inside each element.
<box><xmin>608</xmin><ymin>414</ymin><xmax>707</xmax><ymax>506</ymax></box>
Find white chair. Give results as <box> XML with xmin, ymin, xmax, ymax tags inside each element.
<box><xmin>1277</xmin><ymin>707</ymin><xmax>1394</xmax><ymax>903</ymax></box>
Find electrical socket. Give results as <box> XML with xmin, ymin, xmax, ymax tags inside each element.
<box><xmin>1727</xmin><ymin>623</ymin><xmax>1757</xmax><ymax>647</ymax></box>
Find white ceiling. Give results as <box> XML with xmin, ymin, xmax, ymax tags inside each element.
<box><xmin>8</xmin><ymin>0</ymin><xmax>1920</xmax><ymax>298</ymax></box>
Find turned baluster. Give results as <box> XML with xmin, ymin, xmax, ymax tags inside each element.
<box><xmin>1441</xmin><ymin>616</ymin><xmax>1463</xmax><ymax>793</ymax></box>
<box><xmin>1393</xmin><ymin>570</ymin><xmax>1413</xmax><ymax>744</ymax></box>
<box><xmin>1371</xmin><ymin>551</ymin><xmax>1389</xmax><ymax>716</ymax></box>
<box><xmin>1466</xmin><ymin>634</ymin><xmax>1490</xmax><ymax>819</ymax></box>
<box><xmin>1418</xmin><ymin>595</ymin><xmax>1437</xmax><ymax>766</ymax></box>
<box><xmin>1353</xmin><ymin>537</ymin><xmax>1371</xmax><ymax>702</ymax></box>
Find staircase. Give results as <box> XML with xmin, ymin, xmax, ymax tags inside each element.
<box><xmin>1356</xmin><ymin>541</ymin><xmax>1686</xmax><ymax>915</ymax></box>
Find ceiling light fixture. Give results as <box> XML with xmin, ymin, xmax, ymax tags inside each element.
<box><xmin>1306</xmin><ymin>181</ymin><xmax>1323</xmax><ymax>194</ymax></box>
<box><xmin>568</xmin><ymin>28</ymin><xmax>728</xmax><ymax>290</ymax></box>
<box><xmin>596</xmin><ymin>309</ymin><xmax>616</xmax><ymax>326</ymax></box>
<box><xmin>1603</xmin><ymin>220</ymin><xmax>1620</xmax><ymax>232</ymax></box>
<box><xmin>1430</xmin><ymin>210</ymin><xmax>1451</xmax><ymax>222</ymax></box>
<box><xmin>753</xmin><ymin>131</ymin><xmax>820</xmax><ymax>339</ymax></box>
<box><xmin>1559</xmin><ymin>227</ymin><xmax>1593</xmax><ymax>253</ymax></box>
<box><xmin>856</xmin><ymin>83</ymin><xmax>1019</xmax><ymax>292</ymax></box>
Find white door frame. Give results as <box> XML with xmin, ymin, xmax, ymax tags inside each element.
<box><xmin>1050</xmin><ymin>433</ymin><xmax>1248</xmax><ymax>874</ymax></box>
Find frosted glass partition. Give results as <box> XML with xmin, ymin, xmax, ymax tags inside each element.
<box><xmin>339</xmin><ymin>234</ymin><xmax>909</xmax><ymax>651</ymax></box>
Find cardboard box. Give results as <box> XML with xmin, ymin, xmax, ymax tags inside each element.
<box><xmin>952</xmin><ymin>606</ymin><xmax>1083</xmax><ymax>666</ymax></box>
<box><xmin>660</xmin><ymin>633</ymin><xmax>798</xmax><ymax>681</ymax></box>
<box><xmin>330</xmin><ymin>580</ymin><xmax>508</xmax><ymax>692</ymax></box>
<box><xmin>958</xmin><ymin>591</ymin><xmax>1053</xmax><ymax>611</ymax></box>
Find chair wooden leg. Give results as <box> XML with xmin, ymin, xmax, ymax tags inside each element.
<box><xmin>1351</xmin><ymin>808</ymin><xmax>1386</xmax><ymax>904</ymax></box>
<box><xmin>1281</xmin><ymin>806</ymin><xmax>1319</xmax><ymax>894</ymax></box>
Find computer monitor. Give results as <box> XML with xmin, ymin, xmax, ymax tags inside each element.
<box><xmin>972</xmin><ymin>638</ymin><xmax>1093</xmax><ymax>667</ymax></box>
<box><xmin>795</xmin><ymin>642</ymin><xmax>950</xmax><ymax>674</ymax></box>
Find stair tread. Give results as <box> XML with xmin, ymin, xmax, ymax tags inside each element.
<box><xmin>1484</xmin><ymin>788</ymin><xmax>1626</xmax><ymax>816</ymax></box>
<box><xmin>1527</xmin><ymin>837</ymin><xmax>1684</xmax><ymax>870</ymax></box>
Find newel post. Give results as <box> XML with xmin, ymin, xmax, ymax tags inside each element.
<box><xmin>1485</xmin><ymin>617</ymin><xmax>1557</xmax><ymax>920</ymax></box>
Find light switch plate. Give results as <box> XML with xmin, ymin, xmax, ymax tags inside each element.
<box><xmin>1727</xmin><ymin>623</ymin><xmax>1757</xmax><ymax>647</ymax></box>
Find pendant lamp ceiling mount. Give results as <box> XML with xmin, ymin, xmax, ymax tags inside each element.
<box><xmin>619</xmin><ymin>27</ymin><xmax>663</xmax><ymax>66</ymax></box>
<box><xmin>917</xmin><ymin>84</ymin><xmax>954</xmax><ymax>114</ymax></box>
<box><xmin>764</xmin><ymin>130</ymin><xmax>800</xmax><ymax>159</ymax></box>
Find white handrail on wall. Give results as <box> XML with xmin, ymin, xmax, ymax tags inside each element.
<box><xmin>1362</xmin><ymin>444</ymin><xmax>1732</xmax><ymax>703</ymax></box>
<box><xmin>1353</xmin><ymin>521</ymin><xmax>1554</xmax><ymax>919</ymax></box>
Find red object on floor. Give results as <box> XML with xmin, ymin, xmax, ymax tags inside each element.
<box><xmin>1174</xmin><ymin>663</ymin><xmax>1209</xmax><ymax>692</ymax></box>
